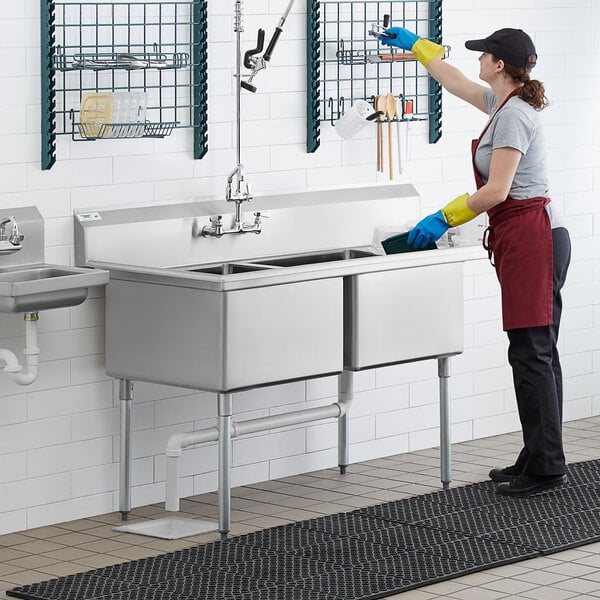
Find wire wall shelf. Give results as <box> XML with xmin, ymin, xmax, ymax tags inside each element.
<box><xmin>307</xmin><ymin>0</ymin><xmax>444</xmax><ymax>153</ymax></box>
<box><xmin>40</xmin><ymin>0</ymin><xmax>208</xmax><ymax>169</ymax></box>
<box><xmin>73</xmin><ymin>117</ymin><xmax>179</xmax><ymax>141</ymax></box>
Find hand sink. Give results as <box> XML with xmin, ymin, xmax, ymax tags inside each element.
<box><xmin>0</xmin><ymin>264</ymin><xmax>109</xmax><ymax>313</ymax></box>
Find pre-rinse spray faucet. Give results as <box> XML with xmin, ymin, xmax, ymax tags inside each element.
<box><xmin>195</xmin><ymin>0</ymin><xmax>296</xmax><ymax>239</ymax></box>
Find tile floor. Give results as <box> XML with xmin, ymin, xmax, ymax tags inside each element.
<box><xmin>2</xmin><ymin>416</ymin><xmax>600</xmax><ymax>599</ymax></box>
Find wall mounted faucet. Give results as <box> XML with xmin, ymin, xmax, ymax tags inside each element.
<box><xmin>196</xmin><ymin>0</ymin><xmax>295</xmax><ymax>240</ymax></box>
<box><xmin>0</xmin><ymin>216</ymin><xmax>24</xmax><ymax>254</ymax></box>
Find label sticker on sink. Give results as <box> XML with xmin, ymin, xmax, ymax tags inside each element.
<box><xmin>76</xmin><ymin>212</ymin><xmax>102</xmax><ymax>222</ymax></box>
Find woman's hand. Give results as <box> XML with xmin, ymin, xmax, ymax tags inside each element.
<box><xmin>379</xmin><ymin>27</ymin><xmax>419</xmax><ymax>51</ymax></box>
<box><xmin>407</xmin><ymin>211</ymin><xmax>450</xmax><ymax>249</ymax></box>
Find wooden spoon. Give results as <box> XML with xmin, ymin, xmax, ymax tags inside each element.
<box><xmin>385</xmin><ymin>93</ymin><xmax>396</xmax><ymax>180</ymax></box>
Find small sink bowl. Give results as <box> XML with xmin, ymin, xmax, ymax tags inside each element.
<box><xmin>258</xmin><ymin>248</ymin><xmax>377</xmax><ymax>268</ymax></box>
<box><xmin>0</xmin><ymin>264</ymin><xmax>109</xmax><ymax>313</ymax></box>
<box><xmin>186</xmin><ymin>262</ymin><xmax>272</xmax><ymax>275</ymax></box>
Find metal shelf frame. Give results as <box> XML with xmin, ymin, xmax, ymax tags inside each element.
<box><xmin>40</xmin><ymin>0</ymin><xmax>208</xmax><ymax>170</ymax></box>
<box><xmin>307</xmin><ymin>0</ymin><xmax>443</xmax><ymax>153</ymax></box>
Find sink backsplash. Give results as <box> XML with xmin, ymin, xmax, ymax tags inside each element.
<box><xmin>75</xmin><ymin>183</ymin><xmax>421</xmax><ymax>269</ymax></box>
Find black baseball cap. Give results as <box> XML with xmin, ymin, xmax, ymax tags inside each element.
<box><xmin>465</xmin><ymin>28</ymin><xmax>537</xmax><ymax>69</ymax></box>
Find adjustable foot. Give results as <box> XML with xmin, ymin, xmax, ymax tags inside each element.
<box><xmin>339</xmin><ymin>465</ymin><xmax>347</xmax><ymax>475</ymax></box>
<box><xmin>120</xmin><ymin>511</ymin><xmax>129</xmax><ymax>521</ymax></box>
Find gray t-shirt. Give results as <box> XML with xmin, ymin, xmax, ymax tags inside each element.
<box><xmin>474</xmin><ymin>88</ymin><xmax>563</xmax><ymax>228</ymax></box>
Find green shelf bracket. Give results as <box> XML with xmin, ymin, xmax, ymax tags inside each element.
<box><xmin>428</xmin><ymin>0</ymin><xmax>443</xmax><ymax>144</ymax></box>
<box><xmin>193</xmin><ymin>0</ymin><xmax>208</xmax><ymax>160</ymax></box>
<box><xmin>40</xmin><ymin>0</ymin><xmax>56</xmax><ymax>170</ymax></box>
<box><xmin>306</xmin><ymin>0</ymin><xmax>321</xmax><ymax>153</ymax></box>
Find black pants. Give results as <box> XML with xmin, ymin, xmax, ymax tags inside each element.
<box><xmin>507</xmin><ymin>227</ymin><xmax>571</xmax><ymax>476</ymax></box>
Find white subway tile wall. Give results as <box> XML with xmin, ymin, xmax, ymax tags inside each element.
<box><xmin>0</xmin><ymin>1</ymin><xmax>598</xmax><ymax>533</ymax></box>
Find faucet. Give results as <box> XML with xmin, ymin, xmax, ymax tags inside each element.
<box><xmin>0</xmin><ymin>216</ymin><xmax>24</xmax><ymax>253</ymax></box>
<box><xmin>196</xmin><ymin>0</ymin><xmax>295</xmax><ymax>240</ymax></box>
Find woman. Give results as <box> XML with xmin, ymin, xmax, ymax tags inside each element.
<box><xmin>381</xmin><ymin>27</ymin><xmax>571</xmax><ymax>497</ymax></box>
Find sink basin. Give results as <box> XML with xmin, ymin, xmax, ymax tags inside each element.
<box><xmin>258</xmin><ymin>248</ymin><xmax>377</xmax><ymax>268</ymax></box>
<box><xmin>0</xmin><ymin>264</ymin><xmax>109</xmax><ymax>313</ymax></box>
<box><xmin>106</xmin><ymin>275</ymin><xmax>343</xmax><ymax>391</ymax></box>
<box><xmin>344</xmin><ymin>262</ymin><xmax>464</xmax><ymax>369</ymax></box>
<box><xmin>185</xmin><ymin>262</ymin><xmax>273</xmax><ymax>275</ymax></box>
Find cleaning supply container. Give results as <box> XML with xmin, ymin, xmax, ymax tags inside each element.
<box><xmin>334</xmin><ymin>100</ymin><xmax>377</xmax><ymax>139</ymax></box>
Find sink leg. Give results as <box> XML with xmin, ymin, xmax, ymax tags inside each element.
<box><xmin>338</xmin><ymin>370</ymin><xmax>353</xmax><ymax>475</ymax></box>
<box><xmin>119</xmin><ymin>379</ymin><xmax>133</xmax><ymax>520</ymax></box>
<box><xmin>217</xmin><ymin>393</ymin><xmax>233</xmax><ymax>537</ymax></box>
<box><xmin>438</xmin><ymin>357</ymin><xmax>451</xmax><ymax>490</ymax></box>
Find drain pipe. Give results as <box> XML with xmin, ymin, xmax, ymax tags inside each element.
<box><xmin>165</xmin><ymin>373</ymin><xmax>355</xmax><ymax>512</ymax></box>
<box><xmin>0</xmin><ymin>313</ymin><xmax>40</xmax><ymax>386</ymax></box>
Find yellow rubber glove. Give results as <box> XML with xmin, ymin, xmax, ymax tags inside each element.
<box><xmin>412</xmin><ymin>38</ymin><xmax>445</xmax><ymax>67</ymax></box>
<box><xmin>440</xmin><ymin>193</ymin><xmax>478</xmax><ymax>227</ymax></box>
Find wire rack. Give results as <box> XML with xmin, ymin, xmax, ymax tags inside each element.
<box><xmin>307</xmin><ymin>0</ymin><xmax>443</xmax><ymax>152</ymax></box>
<box><xmin>40</xmin><ymin>0</ymin><xmax>208</xmax><ymax>169</ymax></box>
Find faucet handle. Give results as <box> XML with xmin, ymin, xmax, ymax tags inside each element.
<box><xmin>9</xmin><ymin>233</ymin><xmax>24</xmax><ymax>246</ymax></box>
<box><xmin>0</xmin><ymin>216</ymin><xmax>15</xmax><ymax>241</ymax></box>
<box><xmin>9</xmin><ymin>220</ymin><xmax>23</xmax><ymax>246</ymax></box>
<box><xmin>244</xmin><ymin>182</ymin><xmax>253</xmax><ymax>201</ymax></box>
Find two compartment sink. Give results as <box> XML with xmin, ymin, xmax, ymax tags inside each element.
<box><xmin>182</xmin><ymin>248</ymin><xmax>378</xmax><ymax>275</ymax></box>
<box><xmin>0</xmin><ymin>264</ymin><xmax>109</xmax><ymax>313</ymax></box>
<box><xmin>73</xmin><ymin>185</ymin><xmax>484</xmax><ymax>531</ymax></box>
<box><xmin>103</xmin><ymin>244</ymin><xmax>468</xmax><ymax>391</ymax></box>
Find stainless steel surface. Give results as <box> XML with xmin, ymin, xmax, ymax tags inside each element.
<box><xmin>217</xmin><ymin>393</ymin><xmax>232</xmax><ymax>536</ymax></box>
<box><xmin>74</xmin><ymin>184</ymin><xmax>485</xmax><ymax>528</ymax></box>
<box><xmin>0</xmin><ymin>206</ymin><xmax>108</xmax><ymax>313</ymax></box>
<box><xmin>258</xmin><ymin>248</ymin><xmax>376</xmax><ymax>267</ymax></box>
<box><xmin>0</xmin><ymin>264</ymin><xmax>108</xmax><ymax>313</ymax></box>
<box><xmin>344</xmin><ymin>262</ymin><xmax>464</xmax><ymax>369</ymax></box>
<box><xmin>184</xmin><ymin>262</ymin><xmax>273</xmax><ymax>275</ymax></box>
<box><xmin>106</xmin><ymin>276</ymin><xmax>343</xmax><ymax>392</ymax></box>
<box><xmin>119</xmin><ymin>379</ymin><xmax>133</xmax><ymax>519</ymax></box>
<box><xmin>438</xmin><ymin>357</ymin><xmax>452</xmax><ymax>489</ymax></box>
<box><xmin>74</xmin><ymin>183</ymin><xmax>422</xmax><ymax>268</ymax></box>
<box><xmin>338</xmin><ymin>370</ymin><xmax>353</xmax><ymax>471</ymax></box>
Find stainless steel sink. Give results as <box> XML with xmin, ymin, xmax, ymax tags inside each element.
<box><xmin>258</xmin><ymin>248</ymin><xmax>377</xmax><ymax>267</ymax></box>
<box><xmin>73</xmin><ymin>184</ymin><xmax>485</xmax><ymax>532</ymax></box>
<box><xmin>185</xmin><ymin>262</ymin><xmax>273</xmax><ymax>275</ymax></box>
<box><xmin>0</xmin><ymin>264</ymin><xmax>109</xmax><ymax>313</ymax></box>
<box><xmin>344</xmin><ymin>262</ymin><xmax>464</xmax><ymax>369</ymax></box>
<box><xmin>106</xmin><ymin>275</ymin><xmax>343</xmax><ymax>392</ymax></box>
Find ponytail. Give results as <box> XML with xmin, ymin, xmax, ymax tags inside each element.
<box><xmin>491</xmin><ymin>54</ymin><xmax>549</xmax><ymax>110</ymax></box>
<box><xmin>518</xmin><ymin>78</ymin><xmax>549</xmax><ymax>111</ymax></box>
<box><xmin>503</xmin><ymin>60</ymin><xmax>549</xmax><ymax>111</ymax></box>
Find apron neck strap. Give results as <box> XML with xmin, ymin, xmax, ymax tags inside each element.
<box><xmin>477</xmin><ymin>88</ymin><xmax>521</xmax><ymax>144</ymax></box>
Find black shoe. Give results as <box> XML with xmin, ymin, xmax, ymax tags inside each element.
<box><xmin>489</xmin><ymin>464</ymin><xmax>523</xmax><ymax>483</ymax></box>
<box><xmin>496</xmin><ymin>473</ymin><xmax>567</xmax><ymax>497</ymax></box>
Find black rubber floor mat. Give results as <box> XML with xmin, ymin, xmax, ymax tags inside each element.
<box><xmin>9</xmin><ymin>458</ymin><xmax>600</xmax><ymax>600</ymax></box>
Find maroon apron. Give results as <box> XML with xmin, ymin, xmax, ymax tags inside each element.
<box><xmin>473</xmin><ymin>91</ymin><xmax>553</xmax><ymax>331</ymax></box>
